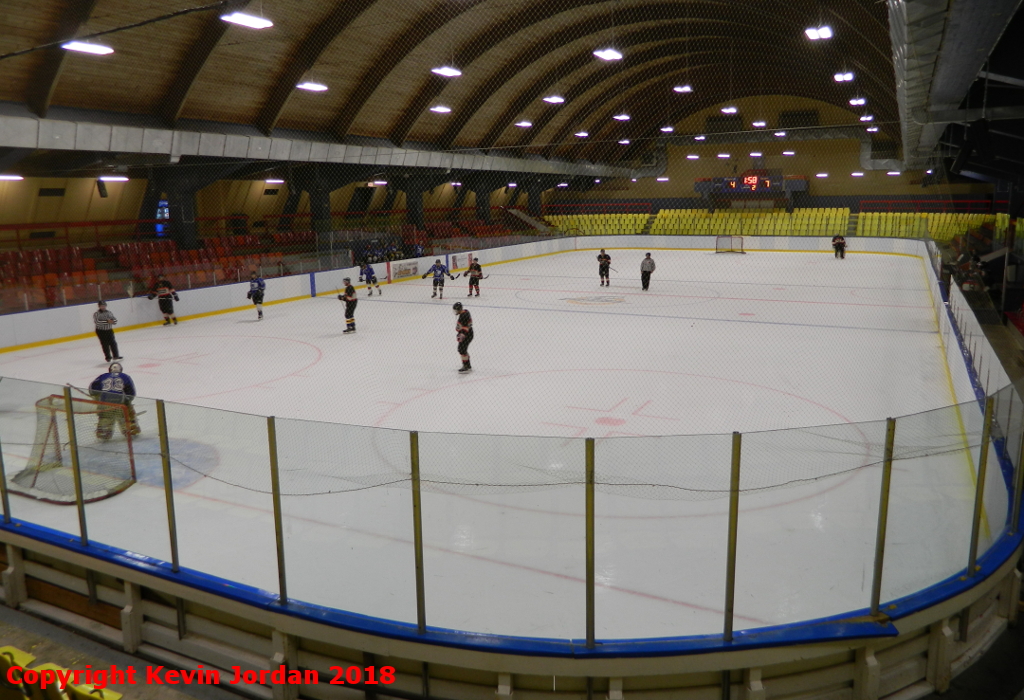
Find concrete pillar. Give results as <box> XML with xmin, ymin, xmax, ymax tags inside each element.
<box><xmin>166</xmin><ymin>188</ymin><xmax>200</xmax><ymax>249</ymax></box>
<box><xmin>526</xmin><ymin>181</ymin><xmax>544</xmax><ymax>218</ymax></box>
<box><xmin>927</xmin><ymin>618</ymin><xmax>954</xmax><ymax>693</ymax></box>
<box><xmin>2</xmin><ymin>544</ymin><xmax>26</xmax><ymax>608</ymax></box>
<box><xmin>120</xmin><ymin>581</ymin><xmax>143</xmax><ymax>653</ymax></box>
<box><xmin>853</xmin><ymin>647</ymin><xmax>879</xmax><ymax>700</ymax></box>
<box><xmin>277</xmin><ymin>187</ymin><xmax>301</xmax><ymax>232</ymax></box>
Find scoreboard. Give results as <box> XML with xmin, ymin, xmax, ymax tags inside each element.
<box><xmin>711</xmin><ymin>174</ymin><xmax>783</xmax><ymax>193</ymax></box>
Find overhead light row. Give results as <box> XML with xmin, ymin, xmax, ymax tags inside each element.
<box><xmin>63</xmin><ymin>12</ymin><xmax>273</xmax><ymax>55</ymax></box>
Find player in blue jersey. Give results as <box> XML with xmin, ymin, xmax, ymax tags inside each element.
<box><xmin>247</xmin><ymin>271</ymin><xmax>266</xmax><ymax>320</ymax></box>
<box><xmin>88</xmin><ymin>362</ymin><xmax>140</xmax><ymax>439</ymax></box>
<box><xmin>361</xmin><ymin>263</ymin><xmax>381</xmax><ymax>295</ymax></box>
<box><xmin>421</xmin><ymin>259</ymin><xmax>455</xmax><ymax>299</ymax></box>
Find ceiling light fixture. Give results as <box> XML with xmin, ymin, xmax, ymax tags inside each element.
<box><xmin>451</xmin><ymin>182</ymin><xmax>462</xmax><ymax>186</ymax></box>
<box><xmin>97</xmin><ymin>175</ymin><xmax>129</xmax><ymax>182</ymax></box>
<box><xmin>686</xmin><ymin>154</ymin><xmax>699</xmax><ymax>160</ymax></box>
<box><xmin>805</xmin><ymin>26</ymin><xmax>833</xmax><ymax>40</ymax></box>
<box><xmin>61</xmin><ymin>41</ymin><xmax>114</xmax><ymax>55</ymax></box>
<box><xmin>673</xmin><ymin>85</ymin><xmax>693</xmax><ymax>93</ymax></box>
<box><xmin>618</xmin><ymin>139</ymin><xmax>630</xmax><ymax>144</ymax></box>
<box><xmin>657</xmin><ymin>177</ymin><xmax>669</xmax><ymax>181</ymax></box>
<box><xmin>660</xmin><ymin>126</ymin><xmax>674</xmax><ymax>132</ymax></box>
<box><xmin>372</xmin><ymin>180</ymin><xmax>387</xmax><ymax>186</ymax></box>
<box><xmin>866</xmin><ymin>126</ymin><xmax>879</xmax><ymax>132</ymax></box>
<box><xmin>834</xmin><ymin>72</ymin><xmax>854</xmax><ymax>82</ymax></box>
<box><xmin>859</xmin><ymin>114</ymin><xmax>874</xmax><ymax>122</ymax></box>
<box><xmin>750</xmin><ymin>152</ymin><xmax>762</xmax><ymax>157</ymax></box>
<box><xmin>0</xmin><ymin>174</ymin><xmax>25</xmax><ymax>180</ymax></box>
<box><xmin>886</xmin><ymin>171</ymin><xmax>901</xmax><ymax>176</ymax></box>
<box><xmin>430</xmin><ymin>105</ymin><xmax>451</xmax><ymax>113</ymax></box>
<box><xmin>851</xmin><ymin>172</ymin><xmax>864</xmax><ymax>177</ymax></box>
<box><xmin>543</xmin><ymin>95</ymin><xmax>565</xmax><ymax>104</ymax></box>
<box><xmin>849</xmin><ymin>97</ymin><xmax>866</xmax><ymax>106</ymax></box>
<box><xmin>557</xmin><ymin>182</ymin><xmax>569</xmax><ymax>187</ymax></box>
<box><xmin>575</xmin><ymin>131</ymin><xmax>589</xmax><ymax>137</ymax></box>
<box><xmin>265</xmin><ymin>179</ymin><xmax>285</xmax><ymax>184</ymax></box>
<box><xmin>220</xmin><ymin>12</ymin><xmax>273</xmax><ymax>29</ymax></box>
<box><xmin>752</xmin><ymin>121</ymin><xmax>766</xmax><ymax>127</ymax></box>
<box><xmin>721</xmin><ymin>106</ymin><xmax>738</xmax><ymax>114</ymax></box>
<box><xmin>508</xmin><ymin>183</ymin><xmax>517</xmax><ymax>187</ymax></box>
<box><xmin>774</xmin><ymin>131</ymin><xmax>786</xmax><ymax>137</ymax></box>
<box><xmin>431</xmin><ymin>66</ymin><xmax>461</xmax><ymax>77</ymax></box>
<box><xmin>595</xmin><ymin>179</ymin><xmax>601</xmax><ymax>183</ymax></box>
<box><xmin>514</xmin><ymin>121</ymin><xmax>532</xmax><ymax>127</ymax></box>
<box><xmin>593</xmin><ymin>47</ymin><xmax>623</xmax><ymax>61</ymax></box>
<box><xmin>815</xmin><ymin>173</ymin><xmax>828</xmax><ymax>178</ymax></box>
<box><xmin>694</xmin><ymin>135</ymin><xmax>706</xmax><ymax>140</ymax></box>
<box><xmin>613</xmin><ymin>113</ymin><xmax>630</xmax><ymax>121</ymax></box>
<box><xmin>782</xmin><ymin>150</ymin><xmax>795</xmax><ymax>155</ymax></box>
<box><xmin>296</xmin><ymin>81</ymin><xmax>328</xmax><ymax>91</ymax></box>
<box><xmin>717</xmin><ymin>153</ymin><xmax>730</xmax><ymax>159</ymax></box>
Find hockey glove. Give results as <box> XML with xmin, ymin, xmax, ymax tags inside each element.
<box><xmin>337</xmin><ymin>294</ymin><xmax>344</xmax><ymax>300</ymax></box>
<box><xmin>246</xmin><ymin>291</ymin><xmax>252</xmax><ymax>299</ymax></box>
<box><xmin>422</xmin><ymin>273</ymin><xmax>428</xmax><ymax>279</ymax></box>
<box><xmin>172</xmin><ymin>293</ymin><xmax>180</xmax><ymax>301</ymax></box>
<box><xmin>147</xmin><ymin>293</ymin><xmax>155</xmax><ymax>300</ymax></box>
<box><xmin>358</xmin><ymin>276</ymin><xmax>364</xmax><ymax>282</ymax></box>
<box><xmin>457</xmin><ymin>332</ymin><xmax>466</xmax><ymax>343</ymax></box>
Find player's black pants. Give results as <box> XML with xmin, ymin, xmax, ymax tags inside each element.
<box><xmin>345</xmin><ymin>300</ymin><xmax>357</xmax><ymax>328</ymax></box>
<box><xmin>96</xmin><ymin>328</ymin><xmax>119</xmax><ymax>361</ymax></box>
<box><xmin>834</xmin><ymin>246</ymin><xmax>846</xmax><ymax>259</ymax></box>
<box><xmin>641</xmin><ymin>271</ymin><xmax>652</xmax><ymax>290</ymax></box>
<box><xmin>469</xmin><ymin>278</ymin><xmax>480</xmax><ymax>293</ymax></box>
<box><xmin>159</xmin><ymin>298</ymin><xmax>175</xmax><ymax>315</ymax></box>
<box><xmin>457</xmin><ymin>331</ymin><xmax>473</xmax><ymax>356</ymax></box>
<box><xmin>251</xmin><ymin>291</ymin><xmax>264</xmax><ymax>305</ymax></box>
<box><xmin>599</xmin><ymin>266</ymin><xmax>610</xmax><ymax>280</ymax></box>
<box><xmin>433</xmin><ymin>278</ymin><xmax>445</xmax><ymax>289</ymax></box>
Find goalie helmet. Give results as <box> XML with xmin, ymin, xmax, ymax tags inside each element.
<box><xmin>452</xmin><ymin>302</ymin><xmax>463</xmax><ymax>312</ymax></box>
<box><xmin>109</xmin><ymin>362</ymin><xmax>123</xmax><ymax>374</ymax></box>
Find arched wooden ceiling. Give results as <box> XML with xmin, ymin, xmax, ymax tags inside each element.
<box><xmin>0</xmin><ymin>0</ymin><xmax>893</xmax><ymax>168</ymax></box>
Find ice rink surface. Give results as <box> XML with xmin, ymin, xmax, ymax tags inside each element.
<box><xmin>0</xmin><ymin>248</ymin><xmax>987</xmax><ymax>641</ymax></box>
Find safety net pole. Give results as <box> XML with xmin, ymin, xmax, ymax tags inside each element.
<box><xmin>156</xmin><ymin>400</ymin><xmax>180</xmax><ymax>572</ymax></box>
<box><xmin>723</xmin><ymin>431</ymin><xmax>742</xmax><ymax>642</ymax></box>
<box><xmin>870</xmin><ymin>417</ymin><xmax>897</xmax><ymax>615</ymax></box>
<box><xmin>63</xmin><ymin>386</ymin><xmax>88</xmax><ymax>545</ymax></box>
<box><xmin>585</xmin><ymin>437</ymin><xmax>595</xmax><ymax>649</ymax></box>
<box><xmin>267</xmin><ymin>416</ymin><xmax>287</xmax><ymax>605</ymax></box>
<box><xmin>410</xmin><ymin>431</ymin><xmax>427</xmax><ymax>634</ymax></box>
<box><xmin>967</xmin><ymin>396</ymin><xmax>994</xmax><ymax>577</ymax></box>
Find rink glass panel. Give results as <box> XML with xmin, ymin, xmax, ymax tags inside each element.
<box><xmin>274</xmin><ymin>417</ymin><xmax>418</xmax><ymax>624</ymax></box>
<box><xmin>416</xmin><ymin>431</ymin><xmax>587</xmax><ymax>639</ymax></box>
<box><xmin>594</xmin><ymin>433</ymin><xmax>734</xmax><ymax>639</ymax></box>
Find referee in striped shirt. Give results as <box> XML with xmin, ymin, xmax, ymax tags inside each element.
<box><xmin>94</xmin><ymin>300</ymin><xmax>122</xmax><ymax>362</ymax></box>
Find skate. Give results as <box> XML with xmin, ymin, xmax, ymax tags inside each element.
<box><xmin>468</xmin><ymin>292</ymin><xmax>473</xmax><ymax>297</ymax></box>
<box><xmin>343</xmin><ymin>328</ymin><xmax>355</xmax><ymax>334</ymax></box>
<box><xmin>163</xmin><ymin>319</ymin><xmax>171</xmax><ymax>326</ymax></box>
<box><xmin>432</xmin><ymin>292</ymin><xmax>437</xmax><ymax>298</ymax></box>
<box><xmin>172</xmin><ymin>318</ymin><xmax>178</xmax><ymax>325</ymax></box>
<box><xmin>258</xmin><ymin>312</ymin><xmax>263</xmax><ymax>320</ymax></box>
<box><xmin>368</xmin><ymin>290</ymin><xmax>372</xmax><ymax>295</ymax></box>
<box><xmin>458</xmin><ymin>364</ymin><xmax>472</xmax><ymax>373</ymax></box>
<box><xmin>113</xmin><ymin>356</ymin><xmax>123</xmax><ymax>361</ymax></box>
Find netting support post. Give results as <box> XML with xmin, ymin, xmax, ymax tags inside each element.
<box><xmin>723</xmin><ymin>431</ymin><xmax>742</xmax><ymax>643</ymax></box>
<box><xmin>63</xmin><ymin>386</ymin><xmax>88</xmax><ymax>546</ymax></box>
<box><xmin>2</xmin><ymin>544</ymin><xmax>26</xmax><ymax>608</ymax></box>
<box><xmin>410</xmin><ymin>431</ymin><xmax>427</xmax><ymax>634</ymax></box>
<box><xmin>1010</xmin><ymin>406</ymin><xmax>1024</xmax><ymax>536</ymax></box>
<box><xmin>967</xmin><ymin>396</ymin><xmax>994</xmax><ymax>579</ymax></box>
<box><xmin>0</xmin><ymin>430</ymin><xmax>11</xmax><ymax>523</ymax></box>
<box><xmin>585</xmin><ymin>437</ymin><xmax>595</xmax><ymax>649</ymax></box>
<box><xmin>267</xmin><ymin>416</ymin><xmax>288</xmax><ymax>606</ymax></box>
<box><xmin>156</xmin><ymin>400</ymin><xmax>180</xmax><ymax>572</ymax></box>
<box><xmin>870</xmin><ymin>417</ymin><xmax>897</xmax><ymax>616</ymax></box>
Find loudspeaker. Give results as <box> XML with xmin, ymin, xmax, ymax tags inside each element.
<box><xmin>97</xmin><ymin>180</ymin><xmax>108</xmax><ymax>198</ymax></box>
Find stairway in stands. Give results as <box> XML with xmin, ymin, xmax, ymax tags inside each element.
<box><xmin>846</xmin><ymin>212</ymin><xmax>859</xmax><ymax>237</ymax></box>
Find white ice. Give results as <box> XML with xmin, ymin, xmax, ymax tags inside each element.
<box><xmin>0</xmin><ymin>249</ymin><xmax>988</xmax><ymax>641</ymax></box>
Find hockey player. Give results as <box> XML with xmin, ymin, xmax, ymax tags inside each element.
<box><xmin>467</xmin><ymin>257</ymin><xmax>483</xmax><ymax>297</ymax></box>
<box><xmin>453</xmin><ymin>301</ymin><xmax>473</xmax><ymax>373</ymax></box>
<box><xmin>247</xmin><ymin>271</ymin><xmax>266</xmax><ymax>320</ymax></box>
<box><xmin>338</xmin><ymin>277</ymin><xmax>358</xmax><ymax>333</ymax></box>
<box><xmin>148</xmin><ymin>276</ymin><xmax>179</xmax><ymax>324</ymax></box>
<box><xmin>93</xmin><ymin>300</ymin><xmax>122</xmax><ymax>362</ymax></box>
<box><xmin>361</xmin><ymin>262</ymin><xmax>381</xmax><ymax>295</ymax></box>
<box><xmin>597</xmin><ymin>249</ymin><xmax>611</xmax><ymax>286</ymax></box>
<box><xmin>89</xmin><ymin>362</ymin><xmax>140</xmax><ymax>440</ymax></box>
<box><xmin>422</xmin><ymin>259</ymin><xmax>455</xmax><ymax>299</ymax></box>
<box><xmin>832</xmin><ymin>234</ymin><xmax>847</xmax><ymax>259</ymax></box>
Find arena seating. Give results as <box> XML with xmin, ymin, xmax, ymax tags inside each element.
<box><xmin>650</xmin><ymin>208</ymin><xmax>849</xmax><ymax>237</ymax></box>
<box><xmin>545</xmin><ymin>213</ymin><xmax>649</xmax><ymax>235</ymax></box>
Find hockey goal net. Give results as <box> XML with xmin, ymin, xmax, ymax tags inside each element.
<box><xmin>715</xmin><ymin>235</ymin><xmax>745</xmax><ymax>253</ymax></box>
<box><xmin>7</xmin><ymin>394</ymin><xmax>136</xmax><ymax>504</ymax></box>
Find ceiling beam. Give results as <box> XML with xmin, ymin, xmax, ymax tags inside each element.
<box><xmin>25</xmin><ymin>0</ymin><xmax>101</xmax><ymax>118</ymax></box>
<box><xmin>914</xmin><ymin>105</ymin><xmax>1024</xmax><ymax>124</ymax></box>
<box><xmin>157</xmin><ymin>0</ymin><xmax>252</xmax><ymax>127</ymax></box>
<box><xmin>327</xmin><ymin>0</ymin><xmax>488</xmax><ymax>141</ymax></box>
<box><xmin>252</xmin><ymin>0</ymin><xmax>380</xmax><ymax>136</ymax></box>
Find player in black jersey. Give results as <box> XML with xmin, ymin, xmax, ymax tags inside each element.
<box><xmin>338</xmin><ymin>278</ymin><xmax>357</xmax><ymax>333</ymax></box>
<box><xmin>148</xmin><ymin>277</ymin><xmax>179</xmax><ymax>325</ymax></box>
<box><xmin>453</xmin><ymin>302</ymin><xmax>473</xmax><ymax>372</ymax></box>
<box><xmin>597</xmin><ymin>249</ymin><xmax>611</xmax><ymax>286</ymax></box>
<box><xmin>467</xmin><ymin>257</ymin><xmax>482</xmax><ymax>297</ymax></box>
<box><xmin>832</xmin><ymin>235</ymin><xmax>847</xmax><ymax>259</ymax></box>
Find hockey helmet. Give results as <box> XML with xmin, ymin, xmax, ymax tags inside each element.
<box><xmin>452</xmin><ymin>302</ymin><xmax>463</xmax><ymax>312</ymax></box>
<box><xmin>436</xmin><ymin>259</ymin><xmax>441</xmax><ymax>264</ymax></box>
<box><xmin>97</xmin><ymin>300</ymin><xmax>107</xmax><ymax>307</ymax></box>
<box><xmin>109</xmin><ymin>362</ymin><xmax>123</xmax><ymax>374</ymax></box>
<box><xmin>343</xmin><ymin>277</ymin><xmax>351</xmax><ymax>283</ymax></box>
